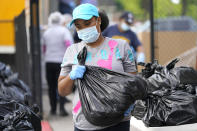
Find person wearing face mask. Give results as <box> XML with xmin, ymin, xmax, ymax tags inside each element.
<box><xmin>73</xmin><ymin>9</ymin><xmax>109</xmax><ymax>43</ymax></box>
<box><xmin>103</xmin><ymin>11</ymin><xmax>145</xmax><ymax>63</ymax></box>
<box><xmin>58</xmin><ymin>3</ymin><xmax>137</xmax><ymax>131</ymax></box>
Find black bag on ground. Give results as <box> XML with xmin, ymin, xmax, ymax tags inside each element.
<box><xmin>75</xmin><ymin>47</ymin><xmax>148</xmax><ymax>126</ymax></box>
<box><xmin>0</xmin><ymin>99</ymin><xmax>41</xmax><ymax>131</ymax></box>
<box><xmin>0</xmin><ymin>62</ymin><xmax>31</xmax><ymax>104</ymax></box>
<box><xmin>0</xmin><ymin>62</ymin><xmax>41</xmax><ymax>131</ymax></box>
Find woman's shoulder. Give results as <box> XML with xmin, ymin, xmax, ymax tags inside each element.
<box><xmin>66</xmin><ymin>42</ymin><xmax>85</xmax><ymax>53</ymax></box>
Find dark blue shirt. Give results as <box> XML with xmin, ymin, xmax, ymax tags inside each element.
<box><xmin>102</xmin><ymin>24</ymin><xmax>142</xmax><ymax>54</ymax></box>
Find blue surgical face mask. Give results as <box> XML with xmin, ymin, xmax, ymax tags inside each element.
<box><xmin>121</xmin><ymin>22</ymin><xmax>130</xmax><ymax>31</ymax></box>
<box><xmin>77</xmin><ymin>22</ymin><xmax>100</xmax><ymax>44</ymax></box>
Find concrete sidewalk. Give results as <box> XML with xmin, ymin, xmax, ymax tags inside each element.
<box><xmin>42</xmin><ymin>90</ymin><xmax>74</xmax><ymax>131</ymax></box>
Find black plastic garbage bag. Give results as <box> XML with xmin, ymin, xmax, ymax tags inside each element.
<box><xmin>0</xmin><ymin>99</ymin><xmax>41</xmax><ymax>131</ymax></box>
<box><xmin>0</xmin><ymin>62</ymin><xmax>41</xmax><ymax>131</ymax></box>
<box><xmin>139</xmin><ymin>59</ymin><xmax>197</xmax><ymax>92</ymax></box>
<box><xmin>138</xmin><ymin>58</ymin><xmax>179</xmax><ymax>79</ymax></box>
<box><xmin>138</xmin><ymin>59</ymin><xmax>179</xmax><ymax>93</ymax></box>
<box><xmin>142</xmin><ymin>89</ymin><xmax>197</xmax><ymax>127</ymax></box>
<box><xmin>75</xmin><ymin>47</ymin><xmax>148</xmax><ymax>126</ymax></box>
<box><xmin>131</xmin><ymin>100</ymin><xmax>147</xmax><ymax>120</ymax></box>
<box><xmin>133</xmin><ymin>59</ymin><xmax>197</xmax><ymax>127</ymax></box>
<box><xmin>174</xmin><ymin>84</ymin><xmax>197</xmax><ymax>95</ymax></box>
<box><xmin>0</xmin><ymin>78</ymin><xmax>31</xmax><ymax>104</ymax></box>
<box><xmin>0</xmin><ymin>62</ymin><xmax>13</xmax><ymax>81</ymax></box>
<box><xmin>0</xmin><ymin>62</ymin><xmax>31</xmax><ymax>104</ymax></box>
<box><xmin>146</xmin><ymin>68</ymin><xmax>179</xmax><ymax>93</ymax></box>
<box><xmin>170</xmin><ymin>66</ymin><xmax>197</xmax><ymax>85</ymax></box>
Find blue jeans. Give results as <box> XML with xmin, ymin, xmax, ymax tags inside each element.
<box><xmin>74</xmin><ymin>120</ymin><xmax>130</xmax><ymax>131</ymax></box>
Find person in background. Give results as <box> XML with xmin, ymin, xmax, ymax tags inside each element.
<box><xmin>42</xmin><ymin>12</ymin><xmax>74</xmax><ymax>116</ymax></box>
<box><xmin>58</xmin><ymin>0</ymin><xmax>76</xmax><ymax>14</ymax></box>
<box><xmin>76</xmin><ymin>0</ymin><xmax>98</xmax><ymax>6</ymax></box>
<box><xmin>62</xmin><ymin>13</ymin><xmax>75</xmax><ymax>35</ymax></box>
<box><xmin>58</xmin><ymin>3</ymin><xmax>136</xmax><ymax>131</ymax></box>
<box><xmin>103</xmin><ymin>11</ymin><xmax>145</xmax><ymax>63</ymax></box>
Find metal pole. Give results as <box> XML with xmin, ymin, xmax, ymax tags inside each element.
<box><xmin>30</xmin><ymin>0</ymin><xmax>43</xmax><ymax>117</ymax></box>
<box><xmin>150</xmin><ymin>0</ymin><xmax>155</xmax><ymax>62</ymax></box>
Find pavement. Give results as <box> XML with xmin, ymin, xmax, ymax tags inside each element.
<box><xmin>42</xmin><ymin>90</ymin><xmax>74</xmax><ymax>131</ymax></box>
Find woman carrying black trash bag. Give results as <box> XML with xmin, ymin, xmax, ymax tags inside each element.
<box><xmin>58</xmin><ymin>3</ymin><xmax>137</xmax><ymax>131</ymax></box>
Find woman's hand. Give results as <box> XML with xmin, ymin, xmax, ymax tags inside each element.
<box><xmin>58</xmin><ymin>65</ymin><xmax>86</xmax><ymax>96</ymax></box>
<box><xmin>69</xmin><ymin>65</ymin><xmax>86</xmax><ymax>80</ymax></box>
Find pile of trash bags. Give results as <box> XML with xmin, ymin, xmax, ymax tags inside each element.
<box><xmin>0</xmin><ymin>62</ymin><xmax>41</xmax><ymax>131</ymax></box>
<box><xmin>132</xmin><ymin>59</ymin><xmax>197</xmax><ymax>127</ymax></box>
<box><xmin>75</xmin><ymin>47</ymin><xmax>148</xmax><ymax>126</ymax></box>
<box><xmin>74</xmin><ymin>47</ymin><xmax>197</xmax><ymax>127</ymax></box>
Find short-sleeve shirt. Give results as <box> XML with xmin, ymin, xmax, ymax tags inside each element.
<box><xmin>42</xmin><ymin>25</ymin><xmax>73</xmax><ymax>63</ymax></box>
<box><xmin>102</xmin><ymin>25</ymin><xmax>142</xmax><ymax>55</ymax></box>
<box><xmin>60</xmin><ymin>37</ymin><xmax>137</xmax><ymax>130</ymax></box>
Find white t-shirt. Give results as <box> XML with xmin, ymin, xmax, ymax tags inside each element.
<box><xmin>42</xmin><ymin>25</ymin><xmax>73</xmax><ymax>63</ymax></box>
<box><xmin>60</xmin><ymin>37</ymin><xmax>137</xmax><ymax>130</ymax></box>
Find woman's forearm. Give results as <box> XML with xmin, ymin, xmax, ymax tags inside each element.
<box><xmin>58</xmin><ymin>75</ymin><xmax>74</xmax><ymax>96</ymax></box>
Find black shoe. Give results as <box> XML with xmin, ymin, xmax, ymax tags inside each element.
<box><xmin>59</xmin><ymin>109</ymin><xmax>68</xmax><ymax>116</ymax></box>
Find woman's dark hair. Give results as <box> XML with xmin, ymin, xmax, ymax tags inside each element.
<box><xmin>99</xmin><ymin>10</ymin><xmax>109</xmax><ymax>32</ymax></box>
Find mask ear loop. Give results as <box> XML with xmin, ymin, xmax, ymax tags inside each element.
<box><xmin>95</xmin><ymin>18</ymin><xmax>98</xmax><ymax>26</ymax></box>
<box><xmin>95</xmin><ymin>18</ymin><xmax>102</xmax><ymax>35</ymax></box>
<box><xmin>95</xmin><ymin>17</ymin><xmax>101</xmax><ymax>26</ymax></box>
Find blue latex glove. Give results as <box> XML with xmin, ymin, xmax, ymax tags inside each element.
<box><xmin>69</xmin><ymin>65</ymin><xmax>86</xmax><ymax>80</ymax></box>
<box><xmin>124</xmin><ymin>104</ymin><xmax>134</xmax><ymax>117</ymax></box>
<box><xmin>137</xmin><ymin>52</ymin><xmax>145</xmax><ymax>63</ymax></box>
